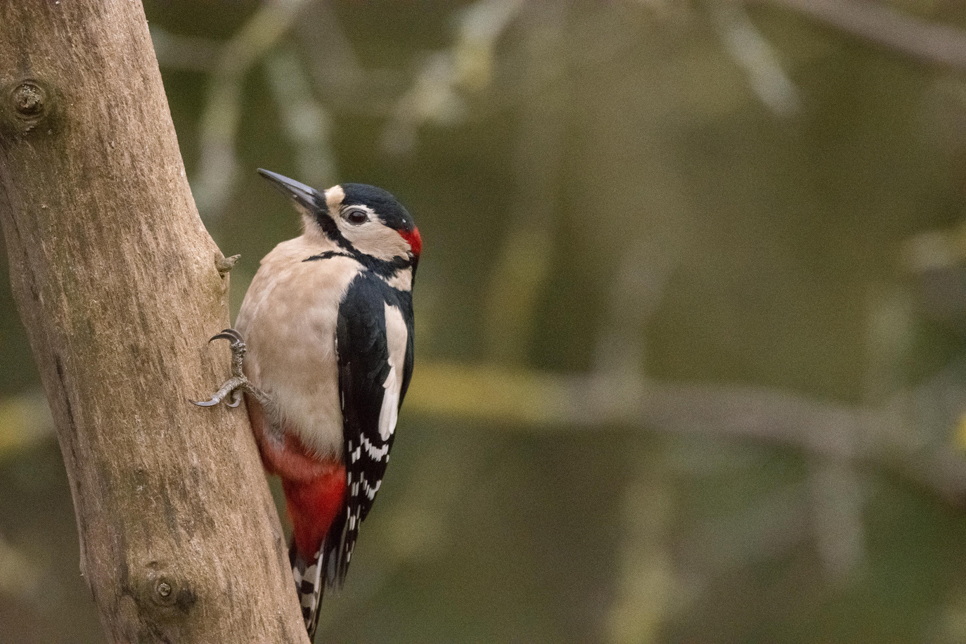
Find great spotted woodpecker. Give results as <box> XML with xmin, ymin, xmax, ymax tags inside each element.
<box><xmin>193</xmin><ymin>169</ymin><xmax>420</xmax><ymax>639</ymax></box>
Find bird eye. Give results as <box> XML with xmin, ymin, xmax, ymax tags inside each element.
<box><xmin>345</xmin><ymin>209</ymin><xmax>368</xmax><ymax>225</ymax></box>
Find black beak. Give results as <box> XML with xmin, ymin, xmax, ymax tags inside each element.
<box><xmin>257</xmin><ymin>169</ymin><xmax>323</xmax><ymax>211</ymax></box>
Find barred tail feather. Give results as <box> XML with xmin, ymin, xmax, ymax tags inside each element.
<box><xmin>290</xmin><ymin>543</ymin><xmax>325</xmax><ymax>640</ymax></box>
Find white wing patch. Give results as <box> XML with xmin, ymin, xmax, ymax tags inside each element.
<box><xmin>379</xmin><ymin>303</ymin><xmax>408</xmax><ymax>441</ymax></box>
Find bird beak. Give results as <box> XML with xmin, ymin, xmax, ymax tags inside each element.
<box><xmin>257</xmin><ymin>169</ymin><xmax>323</xmax><ymax>211</ymax></box>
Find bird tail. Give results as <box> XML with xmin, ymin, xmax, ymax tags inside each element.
<box><xmin>290</xmin><ymin>541</ymin><xmax>325</xmax><ymax>640</ymax></box>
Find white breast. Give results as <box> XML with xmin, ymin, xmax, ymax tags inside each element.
<box><xmin>236</xmin><ymin>236</ymin><xmax>361</xmax><ymax>458</ymax></box>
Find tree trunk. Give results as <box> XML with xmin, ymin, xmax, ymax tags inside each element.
<box><xmin>0</xmin><ymin>3</ymin><xmax>309</xmax><ymax>642</ymax></box>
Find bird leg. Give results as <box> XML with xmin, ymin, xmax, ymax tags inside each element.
<box><xmin>191</xmin><ymin>328</ymin><xmax>272</xmax><ymax>410</ymax></box>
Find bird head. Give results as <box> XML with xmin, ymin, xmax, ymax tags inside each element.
<box><xmin>257</xmin><ymin>169</ymin><xmax>421</xmax><ymax>268</ymax></box>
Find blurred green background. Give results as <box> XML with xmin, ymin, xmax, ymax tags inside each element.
<box><xmin>6</xmin><ymin>0</ymin><xmax>966</xmax><ymax>642</ymax></box>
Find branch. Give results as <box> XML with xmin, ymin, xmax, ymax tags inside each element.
<box><xmin>746</xmin><ymin>0</ymin><xmax>966</xmax><ymax>71</ymax></box>
<box><xmin>149</xmin><ymin>26</ymin><xmax>221</xmax><ymax>73</ymax></box>
<box><xmin>406</xmin><ymin>363</ymin><xmax>966</xmax><ymax>505</ymax></box>
<box><xmin>0</xmin><ymin>3</ymin><xmax>307</xmax><ymax>641</ymax></box>
<box><xmin>708</xmin><ymin>0</ymin><xmax>802</xmax><ymax>116</ymax></box>
<box><xmin>379</xmin><ymin>0</ymin><xmax>524</xmax><ymax>155</ymax></box>
<box><xmin>263</xmin><ymin>46</ymin><xmax>338</xmax><ymax>188</ymax></box>
<box><xmin>192</xmin><ymin>0</ymin><xmax>311</xmax><ymax>219</ymax></box>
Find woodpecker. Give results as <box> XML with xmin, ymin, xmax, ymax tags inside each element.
<box><xmin>193</xmin><ymin>169</ymin><xmax>420</xmax><ymax>639</ymax></box>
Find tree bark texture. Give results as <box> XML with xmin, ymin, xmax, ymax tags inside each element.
<box><xmin>0</xmin><ymin>3</ymin><xmax>308</xmax><ymax>642</ymax></box>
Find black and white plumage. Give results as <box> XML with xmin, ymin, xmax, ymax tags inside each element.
<box><xmin>334</xmin><ymin>270</ymin><xmax>415</xmax><ymax>579</ymax></box>
<box><xmin>193</xmin><ymin>169</ymin><xmax>420</xmax><ymax>640</ymax></box>
<box><xmin>291</xmin><ymin>546</ymin><xmax>324</xmax><ymax>629</ymax></box>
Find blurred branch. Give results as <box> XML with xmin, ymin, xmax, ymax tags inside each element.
<box><xmin>804</xmin><ymin>287</ymin><xmax>915</xmax><ymax>580</ymax></box>
<box><xmin>264</xmin><ymin>46</ymin><xmax>338</xmax><ymax>188</ymax></box>
<box><xmin>468</xmin><ymin>3</ymin><xmax>641</xmax><ymax>123</ymax></box>
<box><xmin>593</xmin><ymin>239</ymin><xmax>678</xmax><ymax>376</ymax></box>
<box><xmin>407</xmin><ymin>361</ymin><xmax>966</xmax><ymax>506</ymax></box>
<box><xmin>0</xmin><ymin>391</ymin><xmax>53</xmax><ymax>458</ymax></box>
<box><xmin>678</xmin><ymin>481</ymin><xmax>810</xmax><ymax>579</ymax></box>
<box><xmin>295</xmin><ymin>0</ymin><xmax>367</xmax><ymax>89</ymax></box>
<box><xmin>149</xmin><ymin>26</ymin><xmax>221</xmax><ymax>72</ymax></box>
<box><xmin>483</xmin><ymin>1</ymin><xmax>566</xmax><ymax>364</ymax></box>
<box><xmin>380</xmin><ymin>0</ymin><xmax>523</xmax><ymax>155</ymax></box>
<box><xmin>746</xmin><ymin>0</ymin><xmax>966</xmax><ymax>71</ymax></box>
<box><xmin>594</xmin><ymin>193</ymin><xmax>681</xmax><ymax>644</ymax></box>
<box><xmin>379</xmin><ymin>52</ymin><xmax>469</xmax><ymax>156</ymax></box>
<box><xmin>295</xmin><ymin>1</ymin><xmax>406</xmax><ymax>116</ymax></box>
<box><xmin>606</xmin><ymin>453</ymin><xmax>678</xmax><ymax>644</ymax></box>
<box><xmin>193</xmin><ymin>0</ymin><xmax>310</xmax><ymax>219</ymax></box>
<box><xmin>708</xmin><ymin>0</ymin><xmax>801</xmax><ymax>116</ymax></box>
<box><xmin>0</xmin><ymin>533</ymin><xmax>40</xmax><ymax>601</ymax></box>
<box><xmin>806</xmin><ymin>289</ymin><xmax>911</xmax><ymax>581</ymax></box>
<box><xmin>809</xmin><ymin>457</ymin><xmax>867</xmax><ymax>579</ymax></box>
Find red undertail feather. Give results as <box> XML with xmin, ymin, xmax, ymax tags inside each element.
<box><xmin>286</xmin><ymin>469</ymin><xmax>345</xmax><ymax>639</ymax></box>
<box><xmin>283</xmin><ymin>467</ymin><xmax>347</xmax><ymax>559</ymax></box>
<box><xmin>245</xmin><ymin>394</ymin><xmax>346</xmax><ymax>637</ymax></box>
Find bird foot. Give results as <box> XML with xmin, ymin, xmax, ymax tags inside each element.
<box><xmin>191</xmin><ymin>328</ymin><xmax>270</xmax><ymax>409</ymax></box>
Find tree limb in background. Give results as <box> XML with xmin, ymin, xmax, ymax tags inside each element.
<box><xmin>745</xmin><ymin>0</ymin><xmax>966</xmax><ymax>71</ymax></box>
<box><xmin>595</xmin><ymin>237</ymin><xmax>681</xmax><ymax>644</ymax></box>
<box><xmin>294</xmin><ymin>1</ymin><xmax>405</xmax><ymax>117</ymax></box>
<box><xmin>264</xmin><ymin>46</ymin><xmax>339</xmax><ymax>189</ymax></box>
<box><xmin>148</xmin><ymin>27</ymin><xmax>221</xmax><ymax>73</ymax></box>
<box><xmin>379</xmin><ymin>0</ymin><xmax>524</xmax><ymax>155</ymax></box>
<box><xmin>406</xmin><ymin>361</ymin><xmax>966</xmax><ymax>507</ymax></box>
<box><xmin>482</xmin><ymin>1</ymin><xmax>567</xmax><ymax>365</ymax></box>
<box><xmin>0</xmin><ymin>391</ymin><xmax>51</xmax><ymax>456</ymax></box>
<box><xmin>193</xmin><ymin>0</ymin><xmax>310</xmax><ymax>219</ymax></box>
<box><xmin>708</xmin><ymin>0</ymin><xmax>802</xmax><ymax>116</ymax></box>
<box><xmin>0</xmin><ymin>3</ymin><xmax>307</xmax><ymax>641</ymax></box>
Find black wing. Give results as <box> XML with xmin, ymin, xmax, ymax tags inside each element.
<box><xmin>325</xmin><ymin>273</ymin><xmax>413</xmax><ymax>587</ymax></box>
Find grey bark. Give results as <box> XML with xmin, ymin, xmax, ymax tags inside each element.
<box><xmin>0</xmin><ymin>2</ymin><xmax>308</xmax><ymax>642</ymax></box>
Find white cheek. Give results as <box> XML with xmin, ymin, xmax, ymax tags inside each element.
<box><xmin>342</xmin><ymin>222</ymin><xmax>410</xmax><ymax>261</ymax></box>
<box><xmin>333</xmin><ymin>217</ymin><xmax>354</xmax><ymax>238</ymax></box>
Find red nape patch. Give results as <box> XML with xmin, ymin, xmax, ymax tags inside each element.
<box><xmin>400</xmin><ymin>227</ymin><xmax>422</xmax><ymax>258</ymax></box>
<box><xmin>283</xmin><ymin>466</ymin><xmax>347</xmax><ymax>559</ymax></box>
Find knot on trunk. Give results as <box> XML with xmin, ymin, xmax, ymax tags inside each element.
<box><xmin>13</xmin><ymin>82</ymin><xmax>45</xmax><ymax>117</ymax></box>
<box><xmin>141</xmin><ymin>566</ymin><xmax>198</xmax><ymax>615</ymax></box>
<box><xmin>2</xmin><ymin>78</ymin><xmax>55</xmax><ymax>136</ymax></box>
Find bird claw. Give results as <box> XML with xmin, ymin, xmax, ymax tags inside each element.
<box><xmin>191</xmin><ymin>397</ymin><xmax>223</xmax><ymax>408</ymax></box>
<box><xmin>189</xmin><ymin>375</ymin><xmax>248</xmax><ymax>408</ymax></box>
<box><xmin>227</xmin><ymin>389</ymin><xmax>243</xmax><ymax>408</ymax></box>
<box><xmin>191</xmin><ymin>328</ymin><xmax>259</xmax><ymax>408</ymax></box>
<box><xmin>209</xmin><ymin>328</ymin><xmax>244</xmax><ymax>346</ymax></box>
